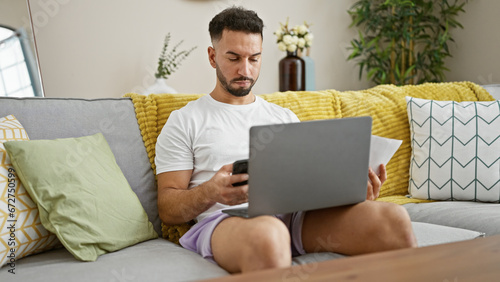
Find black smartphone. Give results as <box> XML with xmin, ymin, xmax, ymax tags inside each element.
<box><xmin>232</xmin><ymin>159</ymin><xmax>248</xmax><ymax>186</ymax></box>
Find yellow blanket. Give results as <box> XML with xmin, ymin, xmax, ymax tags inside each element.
<box><xmin>125</xmin><ymin>81</ymin><xmax>493</xmax><ymax>243</ymax></box>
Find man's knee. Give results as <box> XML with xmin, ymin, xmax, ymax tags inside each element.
<box><xmin>245</xmin><ymin>216</ymin><xmax>291</xmax><ymax>254</ymax></box>
<box><xmin>242</xmin><ymin>216</ymin><xmax>292</xmax><ymax>267</ymax></box>
<box><xmin>212</xmin><ymin>216</ymin><xmax>292</xmax><ymax>272</ymax></box>
<box><xmin>375</xmin><ymin>202</ymin><xmax>417</xmax><ymax>249</ymax></box>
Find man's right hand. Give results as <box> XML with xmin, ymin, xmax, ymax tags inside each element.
<box><xmin>157</xmin><ymin>163</ymin><xmax>249</xmax><ymax>225</ymax></box>
<box><xmin>207</xmin><ymin>163</ymin><xmax>249</xmax><ymax>206</ymax></box>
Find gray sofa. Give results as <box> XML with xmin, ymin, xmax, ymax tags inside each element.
<box><xmin>0</xmin><ymin>84</ymin><xmax>499</xmax><ymax>281</ymax></box>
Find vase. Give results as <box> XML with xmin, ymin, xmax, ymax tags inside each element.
<box><xmin>279</xmin><ymin>51</ymin><xmax>305</xmax><ymax>92</ymax></box>
<box><xmin>142</xmin><ymin>78</ymin><xmax>177</xmax><ymax>94</ymax></box>
<box><xmin>302</xmin><ymin>48</ymin><xmax>315</xmax><ymax>91</ymax></box>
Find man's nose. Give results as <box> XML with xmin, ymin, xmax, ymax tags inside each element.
<box><xmin>238</xmin><ymin>60</ymin><xmax>251</xmax><ymax>77</ymax></box>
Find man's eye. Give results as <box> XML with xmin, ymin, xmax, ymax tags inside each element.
<box><xmin>229</xmin><ymin>58</ymin><xmax>238</xmax><ymax>61</ymax></box>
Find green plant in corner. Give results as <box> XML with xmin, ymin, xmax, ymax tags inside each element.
<box><xmin>155</xmin><ymin>33</ymin><xmax>197</xmax><ymax>80</ymax></box>
<box><xmin>347</xmin><ymin>0</ymin><xmax>468</xmax><ymax>85</ymax></box>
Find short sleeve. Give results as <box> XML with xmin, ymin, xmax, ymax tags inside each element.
<box><xmin>155</xmin><ymin>110</ymin><xmax>194</xmax><ymax>174</ymax></box>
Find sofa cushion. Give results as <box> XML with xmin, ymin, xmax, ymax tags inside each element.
<box><xmin>4</xmin><ymin>133</ymin><xmax>158</xmax><ymax>261</ymax></box>
<box><xmin>406</xmin><ymin>97</ymin><xmax>500</xmax><ymax>202</ymax></box>
<box><xmin>404</xmin><ymin>202</ymin><xmax>500</xmax><ymax>236</ymax></box>
<box><xmin>410</xmin><ymin>221</ymin><xmax>484</xmax><ymax>247</ymax></box>
<box><xmin>0</xmin><ymin>238</ymin><xmax>228</xmax><ymax>281</ymax></box>
<box><xmin>0</xmin><ymin>97</ymin><xmax>161</xmax><ymax>235</ymax></box>
<box><xmin>0</xmin><ymin>115</ymin><xmax>60</xmax><ymax>268</ymax></box>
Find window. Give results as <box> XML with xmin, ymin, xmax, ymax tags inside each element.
<box><xmin>0</xmin><ymin>25</ymin><xmax>42</xmax><ymax>97</ymax></box>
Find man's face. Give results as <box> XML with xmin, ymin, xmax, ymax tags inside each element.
<box><xmin>209</xmin><ymin>30</ymin><xmax>262</xmax><ymax>97</ymax></box>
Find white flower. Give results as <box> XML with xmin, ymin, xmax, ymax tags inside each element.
<box><xmin>304</xmin><ymin>33</ymin><xmax>314</xmax><ymax>42</ymax></box>
<box><xmin>282</xmin><ymin>34</ymin><xmax>293</xmax><ymax>45</ymax></box>
<box><xmin>297</xmin><ymin>38</ymin><xmax>306</xmax><ymax>48</ymax></box>
<box><xmin>274</xmin><ymin>19</ymin><xmax>314</xmax><ymax>54</ymax></box>
<box><xmin>278</xmin><ymin>42</ymin><xmax>287</xmax><ymax>52</ymax></box>
<box><xmin>297</xmin><ymin>25</ymin><xmax>308</xmax><ymax>35</ymax></box>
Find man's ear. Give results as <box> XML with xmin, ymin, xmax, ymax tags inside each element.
<box><xmin>208</xmin><ymin>46</ymin><xmax>216</xmax><ymax>69</ymax></box>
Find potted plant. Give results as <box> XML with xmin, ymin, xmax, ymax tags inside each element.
<box><xmin>144</xmin><ymin>33</ymin><xmax>197</xmax><ymax>94</ymax></box>
<box><xmin>274</xmin><ymin>19</ymin><xmax>315</xmax><ymax>91</ymax></box>
<box><xmin>347</xmin><ymin>0</ymin><xmax>468</xmax><ymax>85</ymax></box>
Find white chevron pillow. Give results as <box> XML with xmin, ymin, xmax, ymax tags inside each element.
<box><xmin>406</xmin><ymin>97</ymin><xmax>500</xmax><ymax>202</ymax></box>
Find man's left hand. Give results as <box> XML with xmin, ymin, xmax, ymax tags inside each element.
<box><xmin>366</xmin><ymin>164</ymin><xmax>387</xmax><ymax>201</ymax></box>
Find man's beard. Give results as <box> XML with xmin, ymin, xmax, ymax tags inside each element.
<box><xmin>216</xmin><ymin>64</ymin><xmax>257</xmax><ymax>97</ymax></box>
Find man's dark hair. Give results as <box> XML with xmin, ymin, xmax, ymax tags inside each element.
<box><xmin>209</xmin><ymin>6</ymin><xmax>264</xmax><ymax>43</ymax></box>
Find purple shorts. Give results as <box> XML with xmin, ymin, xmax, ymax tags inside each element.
<box><xmin>179</xmin><ymin>210</ymin><xmax>306</xmax><ymax>264</ymax></box>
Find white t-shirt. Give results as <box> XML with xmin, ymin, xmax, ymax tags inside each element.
<box><xmin>155</xmin><ymin>94</ymin><xmax>300</xmax><ymax>222</ymax></box>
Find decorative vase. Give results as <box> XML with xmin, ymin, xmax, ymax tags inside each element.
<box><xmin>142</xmin><ymin>78</ymin><xmax>177</xmax><ymax>94</ymax></box>
<box><xmin>302</xmin><ymin>48</ymin><xmax>315</xmax><ymax>91</ymax></box>
<box><xmin>279</xmin><ymin>51</ymin><xmax>305</xmax><ymax>92</ymax></box>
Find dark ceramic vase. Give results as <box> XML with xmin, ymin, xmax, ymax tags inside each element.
<box><xmin>279</xmin><ymin>50</ymin><xmax>305</xmax><ymax>91</ymax></box>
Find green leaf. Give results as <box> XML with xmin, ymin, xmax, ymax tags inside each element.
<box><xmin>347</xmin><ymin>0</ymin><xmax>467</xmax><ymax>85</ymax></box>
<box><xmin>367</xmin><ymin>67</ymin><xmax>380</xmax><ymax>79</ymax></box>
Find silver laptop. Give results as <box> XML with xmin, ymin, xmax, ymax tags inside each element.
<box><xmin>222</xmin><ymin>116</ymin><xmax>372</xmax><ymax>218</ymax></box>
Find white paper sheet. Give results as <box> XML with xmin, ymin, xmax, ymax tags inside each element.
<box><xmin>370</xmin><ymin>135</ymin><xmax>403</xmax><ymax>175</ymax></box>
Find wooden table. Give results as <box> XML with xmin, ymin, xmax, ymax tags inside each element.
<box><xmin>202</xmin><ymin>235</ymin><xmax>500</xmax><ymax>282</ymax></box>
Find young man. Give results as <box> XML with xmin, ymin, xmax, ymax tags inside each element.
<box><xmin>155</xmin><ymin>7</ymin><xmax>417</xmax><ymax>274</ymax></box>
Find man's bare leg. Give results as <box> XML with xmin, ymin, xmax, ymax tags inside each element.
<box><xmin>302</xmin><ymin>201</ymin><xmax>417</xmax><ymax>255</ymax></box>
<box><xmin>211</xmin><ymin>215</ymin><xmax>292</xmax><ymax>273</ymax></box>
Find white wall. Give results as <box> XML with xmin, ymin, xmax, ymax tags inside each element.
<box><xmin>0</xmin><ymin>0</ymin><xmax>29</xmax><ymax>29</ymax></box>
<box><xmin>445</xmin><ymin>0</ymin><xmax>500</xmax><ymax>85</ymax></box>
<box><xmin>0</xmin><ymin>0</ymin><xmax>35</xmax><ymax>55</ymax></box>
<box><xmin>25</xmin><ymin>0</ymin><xmax>500</xmax><ymax>98</ymax></box>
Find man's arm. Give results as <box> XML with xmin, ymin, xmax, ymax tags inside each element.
<box><xmin>157</xmin><ymin>164</ymin><xmax>249</xmax><ymax>225</ymax></box>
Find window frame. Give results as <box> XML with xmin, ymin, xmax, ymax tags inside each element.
<box><xmin>0</xmin><ymin>24</ymin><xmax>43</xmax><ymax>97</ymax></box>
